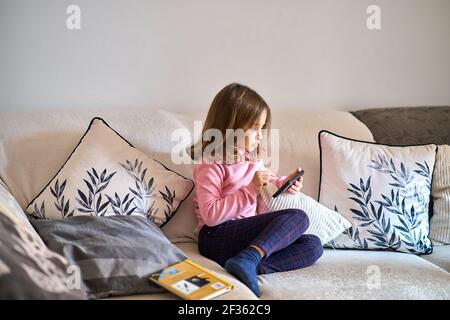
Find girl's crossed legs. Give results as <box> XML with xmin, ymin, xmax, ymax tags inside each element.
<box><xmin>198</xmin><ymin>209</ymin><xmax>323</xmax><ymax>275</ymax></box>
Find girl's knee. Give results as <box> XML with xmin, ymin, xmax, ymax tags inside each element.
<box><xmin>286</xmin><ymin>208</ymin><xmax>309</xmax><ymax>229</ymax></box>
<box><xmin>307</xmin><ymin>234</ymin><xmax>324</xmax><ymax>260</ymax></box>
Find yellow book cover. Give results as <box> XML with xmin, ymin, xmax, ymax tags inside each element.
<box><xmin>150</xmin><ymin>259</ymin><xmax>234</xmax><ymax>300</ymax></box>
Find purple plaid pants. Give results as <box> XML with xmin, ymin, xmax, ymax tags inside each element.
<box><xmin>198</xmin><ymin>209</ymin><xmax>323</xmax><ymax>274</ymax></box>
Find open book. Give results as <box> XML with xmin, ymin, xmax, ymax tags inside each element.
<box><xmin>150</xmin><ymin>259</ymin><xmax>234</xmax><ymax>300</ymax></box>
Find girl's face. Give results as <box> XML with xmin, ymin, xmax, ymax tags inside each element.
<box><xmin>244</xmin><ymin>110</ymin><xmax>267</xmax><ymax>153</ymax></box>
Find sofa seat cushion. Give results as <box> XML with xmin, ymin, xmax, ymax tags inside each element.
<box><xmin>419</xmin><ymin>245</ymin><xmax>450</xmax><ymax>273</ymax></box>
<box><xmin>258</xmin><ymin>248</ymin><xmax>450</xmax><ymax>300</ymax></box>
<box><xmin>108</xmin><ymin>242</ymin><xmax>258</xmax><ymax>300</ymax></box>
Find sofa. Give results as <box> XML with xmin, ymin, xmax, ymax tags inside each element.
<box><xmin>0</xmin><ymin>106</ymin><xmax>449</xmax><ymax>300</ymax></box>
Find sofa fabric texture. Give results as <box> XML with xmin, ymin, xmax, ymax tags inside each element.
<box><xmin>351</xmin><ymin>106</ymin><xmax>450</xmax><ymax>146</ymax></box>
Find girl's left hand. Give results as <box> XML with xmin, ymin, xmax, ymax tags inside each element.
<box><xmin>282</xmin><ymin>167</ymin><xmax>304</xmax><ymax>194</ymax></box>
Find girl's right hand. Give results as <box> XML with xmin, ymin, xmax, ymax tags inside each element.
<box><xmin>251</xmin><ymin>170</ymin><xmax>272</xmax><ymax>188</ymax></box>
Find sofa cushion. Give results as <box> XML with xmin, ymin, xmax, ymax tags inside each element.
<box><xmin>25</xmin><ymin>117</ymin><xmax>194</xmax><ymax>226</ymax></box>
<box><xmin>30</xmin><ymin>215</ymin><xmax>187</xmax><ymax>299</ymax></box>
<box><xmin>419</xmin><ymin>245</ymin><xmax>450</xmax><ymax>273</ymax></box>
<box><xmin>430</xmin><ymin>145</ymin><xmax>450</xmax><ymax>246</ymax></box>
<box><xmin>351</xmin><ymin>106</ymin><xmax>450</xmax><ymax>146</ymax></box>
<box><xmin>319</xmin><ymin>131</ymin><xmax>436</xmax><ymax>254</ymax></box>
<box><xmin>258</xmin><ymin>248</ymin><xmax>450</xmax><ymax>299</ymax></box>
<box><xmin>110</xmin><ymin>243</ymin><xmax>450</xmax><ymax>300</ymax></box>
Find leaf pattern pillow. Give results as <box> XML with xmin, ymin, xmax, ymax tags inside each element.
<box><xmin>318</xmin><ymin>131</ymin><xmax>436</xmax><ymax>254</ymax></box>
<box><xmin>26</xmin><ymin>118</ymin><xmax>194</xmax><ymax>227</ymax></box>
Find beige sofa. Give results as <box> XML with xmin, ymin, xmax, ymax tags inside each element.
<box><xmin>0</xmin><ymin>107</ymin><xmax>448</xmax><ymax>300</ymax></box>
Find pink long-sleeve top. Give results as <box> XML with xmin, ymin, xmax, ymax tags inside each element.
<box><xmin>192</xmin><ymin>158</ymin><xmax>287</xmax><ymax>232</ymax></box>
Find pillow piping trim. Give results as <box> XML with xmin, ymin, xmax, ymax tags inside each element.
<box><xmin>26</xmin><ymin>116</ymin><xmax>195</xmax><ymax>228</ymax></box>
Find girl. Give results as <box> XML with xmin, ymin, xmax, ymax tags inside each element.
<box><xmin>190</xmin><ymin>83</ymin><xmax>323</xmax><ymax>297</ymax></box>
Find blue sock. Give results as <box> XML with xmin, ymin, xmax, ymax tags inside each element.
<box><xmin>224</xmin><ymin>246</ymin><xmax>262</xmax><ymax>297</ymax></box>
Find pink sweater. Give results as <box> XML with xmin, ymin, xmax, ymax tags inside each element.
<box><xmin>192</xmin><ymin>159</ymin><xmax>287</xmax><ymax>232</ymax></box>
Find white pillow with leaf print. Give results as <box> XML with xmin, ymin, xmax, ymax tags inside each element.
<box><xmin>26</xmin><ymin>117</ymin><xmax>194</xmax><ymax>227</ymax></box>
<box><xmin>318</xmin><ymin>130</ymin><xmax>436</xmax><ymax>254</ymax></box>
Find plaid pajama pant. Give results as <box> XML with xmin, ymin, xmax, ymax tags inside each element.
<box><xmin>198</xmin><ymin>209</ymin><xmax>323</xmax><ymax>274</ymax></box>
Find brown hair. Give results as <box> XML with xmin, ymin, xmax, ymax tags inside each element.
<box><xmin>190</xmin><ymin>83</ymin><xmax>271</xmax><ymax>163</ymax></box>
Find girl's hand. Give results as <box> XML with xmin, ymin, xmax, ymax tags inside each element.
<box><xmin>251</xmin><ymin>170</ymin><xmax>272</xmax><ymax>188</ymax></box>
<box><xmin>282</xmin><ymin>167</ymin><xmax>304</xmax><ymax>194</ymax></box>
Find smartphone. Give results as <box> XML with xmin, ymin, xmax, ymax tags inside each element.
<box><xmin>272</xmin><ymin>170</ymin><xmax>305</xmax><ymax>198</ymax></box>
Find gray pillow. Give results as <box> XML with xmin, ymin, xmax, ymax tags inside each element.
<box><xmin>30</xmin><ymin>215</ymin><xmax>186</xmax><ymax>299</ymax></box>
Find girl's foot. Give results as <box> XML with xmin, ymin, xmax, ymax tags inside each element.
<box><xmin>224</xmin><ymin>247</ymin><xmax>262</xmax><ymax>297</ymax></box>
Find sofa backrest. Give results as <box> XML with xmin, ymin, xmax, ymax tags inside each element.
<box><xmin>0</xmin><ymin>107</ymin><xmax>373</xmax><ymax>242</ymax></box>
<box><xmin>351</xmin><ymin>106</ymin><xmax>450</xmax><ymax>145</ymax></box>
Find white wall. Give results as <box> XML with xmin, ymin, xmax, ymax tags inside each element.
<box><xmin>1</xmin><ymin>0</ymin><xmax>449</xmax><ymax>112</ymax></box>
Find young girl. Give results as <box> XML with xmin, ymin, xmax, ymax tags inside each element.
<box><xmin>190</xmin><ymin>83</ymin><xmax>323</xmax><ymax>297</ymax></box>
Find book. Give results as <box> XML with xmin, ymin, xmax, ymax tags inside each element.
<box><xmin>150</xmin><ymin>259</ymin><xmax>234</xmax><ymax>300</ymax></box>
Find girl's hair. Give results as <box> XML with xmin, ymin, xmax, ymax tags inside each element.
<box><xmin>190</xmin><ymin>83</ymin><xmax>271</xmax><ymax>163</ymax></box>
